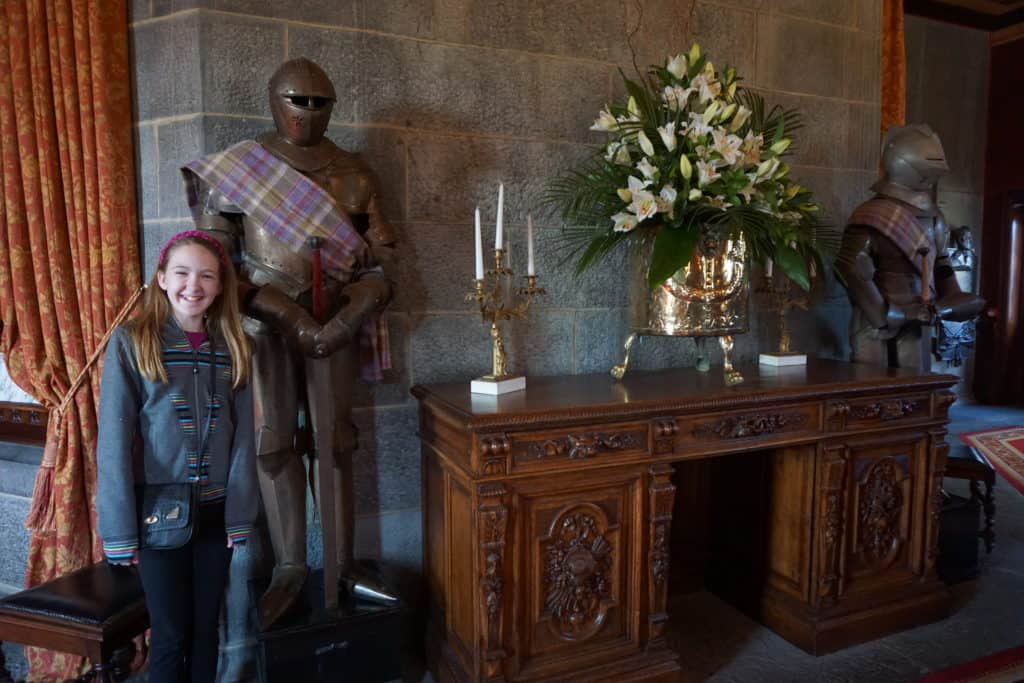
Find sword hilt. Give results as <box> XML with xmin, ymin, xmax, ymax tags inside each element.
<box><xmin>306</xmin><ymin>236</ymin><xmax>325</xmax><ymax>323</ymax></box>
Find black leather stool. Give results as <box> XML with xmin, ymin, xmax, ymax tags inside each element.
<box><xmin>945</xmin><ymin>443</ymin><xmax>996</xmax><ymax>553</ymax></box>
<box><xmin>0</xmin><ymin>562</ymin><xmax>148</xmax><ymax>682</ymax></box>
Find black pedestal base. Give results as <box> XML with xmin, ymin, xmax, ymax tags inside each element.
<box><xmin>253</xmin><ymin>564</ymin><xmax>403</xmax><ymax>683</ymax></box>
<box><xmin>938</xmin><ymin>493</ymin><xmax>981</xmax><ymax>584</ymax></box>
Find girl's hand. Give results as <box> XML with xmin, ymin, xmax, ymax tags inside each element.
<box><xmin>131</xmin><ymin>550</ymin><xmax>139</xmax><ymax>566</ymax></box>
<box><xmin>227</xmin><ymin>537</ymin><xmax>234</xmax><ymax>549</ymax></box>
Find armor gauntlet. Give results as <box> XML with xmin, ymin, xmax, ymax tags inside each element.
<box><xmin>246</xmin><ymin>285</ymin><xmax>325</xmax><ymax>357</ymax></box>
<box><xmin>313</xmin><ymin>274</ymin><xmax>391</xmax><ymax>358</ymax></box>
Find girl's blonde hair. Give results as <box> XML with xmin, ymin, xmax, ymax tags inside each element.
<box><xmin>126</xmin><ymin>234</ymin><xmax>251</xmax><ymax>389</ymax></box>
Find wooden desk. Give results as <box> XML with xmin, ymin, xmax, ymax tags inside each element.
<box><xmin>412</xmin><ymin>360</ymin><xmax>957</xmax><ymax>683</ymax></box>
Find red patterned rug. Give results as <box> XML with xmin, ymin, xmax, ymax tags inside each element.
<box><xmin>918</xmin><ymin>644</ymin><xmax>1024</xmax><ymax>682</ymax></box>
<box><xmin>960</xmin><ymin>427</ymin><xmax>1024</xmax><ymax>496</ymax></box>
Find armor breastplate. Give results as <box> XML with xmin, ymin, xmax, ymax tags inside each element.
<box><xmin>241</xmin><ymin>134</ymin><xmax>375</xmax><ymax>299</ymax></box>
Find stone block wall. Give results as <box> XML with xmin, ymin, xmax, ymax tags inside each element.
<box><xmin>126</xmin><ymin>0</ymin><xmax>880</xmax><ymax>675</ymax></box>
<box><xmin>905</xmin><ymin>15</ymin><xmax>989</xmax><ymax>395</ymax></box>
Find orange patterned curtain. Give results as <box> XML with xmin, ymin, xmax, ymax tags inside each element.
<box><xmin>0</xmin><ymin>0</ymin><xmax>141</xmax><ymax>679</ymax></box>
<box><xmin>881</xmin><ymin>0</ymin><xmax>906</xmax><ymax>137</ymax></box>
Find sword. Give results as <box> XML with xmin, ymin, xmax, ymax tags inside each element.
<box><xmin>306</xmin><ymin>236</ymin><xmax>340</xmax><ymax>610</ymax></box>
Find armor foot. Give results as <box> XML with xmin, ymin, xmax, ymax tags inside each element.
<box><xmin>259</xmin><ymin>563</ymin><xmax>309</xmax><ymax>630</ymax></box>
<box><xmin>344</xmin><ymin>562</ymin><xmax>400</xmax><ymax>605</ymax></box>
<box><xmin>695</xmin><ymin>337</ymin><xmax>711</xmax><ymax>372</ymax></box>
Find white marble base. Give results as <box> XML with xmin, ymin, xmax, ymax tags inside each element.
<box><xmin>759</xmin><ymin>352</ymin><xmax>807</xmax><ymax>366</ymax></box>
<box><xmin>471</xmin><ymin>375</ymin><xmax>526</xmax><ymax>395</ymax></box>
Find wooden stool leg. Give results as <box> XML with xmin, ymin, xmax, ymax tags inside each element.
<box><xmin>981</xmin><ymin>476</ymin><xmax>996</xmax><ymax>554</ymax></box>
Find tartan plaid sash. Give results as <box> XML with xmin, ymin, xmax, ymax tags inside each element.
<box><xmin>181</xmin><ymin>140</ymin><xmax>390</xmax><ymax>381</ymax></box>
<box><xmin>848</xmin><ymin>197</ymin><xmax>936</xmax><ymax>278</ymax></box>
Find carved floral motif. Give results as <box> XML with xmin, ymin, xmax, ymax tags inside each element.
<box><xmin>857</xmin><ymin>457</ymin><xmax>905</xmax><ymax>566</ymax></box>
<box><xmin>478</xmin><ymin>484</ymin><xmax>508</xmax><ymax>674</ymax></box>
<box><xmin>651</xmin><ymin>522</ymin><xmax>670</xmax><ymax>586</ymax></box>
<box><xmin>543</xmin><ymin>511</ymin><xmax>613</xmax><ymax>640</ymax></box>
<box><xmin>851</xmin><ymin>399</ymin><xmax>918</xmax><ymax>421</ymax></box>
<box><xmin>525</xmin><ymin>432</ymin><xmax>642</xmax><ymax>461</ymax></box>
<box><xmin>693</xmin><ymin>411</ymin><xmax>807</xmax><ymax>439</ymax></box>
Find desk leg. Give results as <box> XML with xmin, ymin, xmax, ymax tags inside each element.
<box><xmin>647</xmin><ymin>464</ymin><xmax>676</xmax><ymax>644</ymax></box>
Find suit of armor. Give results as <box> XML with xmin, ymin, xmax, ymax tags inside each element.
<box><xmin>838</xmin><ymin>124</ymin><xmax>983</xmax><ymax>372</ymax></box>
<box><xmin>190</xmin><ymin>58</ymin><xmax>396</xmax><ymax>628</ymax></box>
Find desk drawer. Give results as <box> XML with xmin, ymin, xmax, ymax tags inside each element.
<box><xmin>675</xmin><ymin>402</ymin><xmax>821</xmax><ymax>455</ymax></box>
<box><xmin>508</xmin><ymin>421</ymin><xmax>649</xmax><ymax>473</ymax></box>
<box><xmin>828</xmin><ymin>393</ymin><xmax>930</xmax><ymax>432</ymax></box>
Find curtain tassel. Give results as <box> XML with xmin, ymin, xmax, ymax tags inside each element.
<box><xmin>24</xmin><ymin>285</ymin><xmax>146</xmax><ymax>534</ymax></box>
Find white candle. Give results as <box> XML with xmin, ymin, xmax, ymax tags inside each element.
<box><xmin>494</xmin><ymin>183</ymin><xmax>504</xmax><ymax>250</ymax></box>
<box><xmin>765</xmin><ymin>258</ymin><xmax>773</xmax><ymax>278</ymax></box>
<box><xmin>474</xmin><ymin>207</ymin><xmax>484</xmax><ymax>280</ymax></box>
<box><xmin>527</xmin><ymin>213</ymin><xmax>535</xmax><ymax>276</ymax></box>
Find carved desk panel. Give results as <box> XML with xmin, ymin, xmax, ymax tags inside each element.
<box><xmin>413</xmin><ymin>360</ymin><xmax>957</xmax><ymax>683</ymax></box>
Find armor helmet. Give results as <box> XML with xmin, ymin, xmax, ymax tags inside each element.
<box><xmin>268</xmin><ymin>58</ymin><xmax>337</xmax><ymax>147</ymax></box>
<box><xmin>879</xmin><ymin>124</ymin><xmax>949</xmax><ymax>192</ymax></box>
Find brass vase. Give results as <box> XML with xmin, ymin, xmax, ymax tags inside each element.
<box><xmin>612</xmin><ymin>225</ymin><xmax>749</xmax><ymax>385</ymax></box>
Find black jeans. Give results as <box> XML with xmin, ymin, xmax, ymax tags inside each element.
<box><xmin>138</xmin><ymin>501</ymin><xmax>233</xmax><ymax>683</ymax></box>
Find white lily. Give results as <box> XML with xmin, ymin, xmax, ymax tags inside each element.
<box><xmin>612</xmin><ymin>142</ymin><xmax>632</xmax><ymax>166</ymax></box>
<box><xmin>666</xmin><ymin>53</ymin><xmax>688</xmax><ymax>79</ymax></box>
<box><xmin>636</xmin><ymin>156</ymin><xmax>658</xmax><ymax>180</ymax></box>
<box><xmin>656</xmin><ymin>121</ymin><xmax>677</xmax><ymax>152</ymax></box>
<box><xmin>617</xmin><ymin>187</ymin><xmax>633</xmax><ymax>202</ymax></box>
<box><xmin>687</xmin><ymin>112</ymin><xmax>713</xmax><ymax>141</ymax></box>
<box><xmin>657</xmin><ymin>185</ymin><xmax>678</xmax><ymax>218</ymax></box>
<box><xmin>590</xmin><ymin>108</ymin><xmax>618</xmax><ymax>132</ymax></box>
<box><xmin>630</xmin><ymin>189</ymin><xmax>659</xmax><ymax>222</ymax></box>
<box><xmin>662</xmin><ymin>85</ymin><xmax>694</xmax><ymax>111</ymax></box>
<box><xmin>738</xmin><ymin>182</ymin><xmax>756</xmax><ymax>202</ymax></box>
<box><xmin>697</xmin><ymin>160</ymin><xmax>720</xmax><ymax>187</ymax></box>
<box><xmin>707</xmin><ymin>195</ymin><xmax>732</xmax><ymax>210</ymax></box>
<box><xmin>627</xmin><ymin>175</ymin><xmax>651</xmax><ymax>195</ymax></box>
<box><xmin>711</xmin><ymin>129</ymin><xmax>743</xmax><ymax>167</ymax></box>
<box><xmin>611</xmin><ymin>212</ymin><xmax>638</xmax><ymax>233</ymax></box>
<box><xmin>637</xmin><ymin>130</ymin><xmax>655</xmax><ymax>156</ymax></box>
<box><xmin>729</xmin><ymin>105</ymin><xmax>752</xmax><ymax>132</ymax></box>
<box><xmin>740</xmin><ymin>131</ymin><xmax>763</xmax><ymax>166</ymax></box>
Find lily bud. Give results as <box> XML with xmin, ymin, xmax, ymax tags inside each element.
<box><xmin>637</xmin><ymin>130</ymin><xmax>655</xmax><ymax>157</ymax></box>
<box><xmin>718</xmin><ymin>103</ymin><xmax>737</xmax><ymax>123</ymax></box>
<box><xmin>688</xmin><ymin>43</ymin><xmax>701</xmax><ymax>65</ymax></box>
<box><xmin>769</xmin><ymin>138</ymin><xmax>792</xmax><ymax>155</ymax></box>
<box><xmin>617</xmin><ymin>188</ymin><xmax>633</xmax><ymax>202</ymax></box>
<box><xmin>688</xmin><ymin>188</ymin><xmax>703</xmax><ymax>201</ymax></box>
<box><xmin>702</xmin><ymin>100</ymin><xmax>720</xmax><ymax>123</ymax></box>
<box><xmin>679</xmin><ymin>154</ymin><xmax>693</xmax><ymax>180</ymax></box>
<box><xmin>727</xmin><ymin>82</ymin><xmax>737</xmax><ymax>99</ymax></box>
<box><xmin>666</xmin><ymin>54</ymin><xmax>687</xmax><ymax>80</ymax></box>
<box><xmin>627</xmin><ymin>96</ymin><xmax>639</xmax><ymax>116</ymax></box>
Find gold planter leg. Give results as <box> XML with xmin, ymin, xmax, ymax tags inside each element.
<box><xmin>611</xmin><ymin>332</ymin><xmax>640</xmax><ymax>380</ymax></box>
<box><xmin>694</xmin><ymin>337</ymin><xmax>711</xmax><ymax>373</ymax></box>
<box><xmin>719</xmin><ymin>334</ymin><xmax>744</xmax><ymax>386</ymax></box>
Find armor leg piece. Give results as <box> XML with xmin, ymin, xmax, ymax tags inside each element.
<box><xmin>257</xmin><ymin>448</ymin><xmax>309</xmax><ymax>629</ymax></box>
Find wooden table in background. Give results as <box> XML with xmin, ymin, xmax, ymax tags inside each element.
<box><xmin>412</xmin><ymin>360</ymin><xmax>958</xmax><ymax>683</ymax></box>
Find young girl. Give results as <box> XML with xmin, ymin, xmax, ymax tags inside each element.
<box><xmin>96</xmin><ymin>230</ymin><xmax>256</xmax><ymax>683</ymax></box>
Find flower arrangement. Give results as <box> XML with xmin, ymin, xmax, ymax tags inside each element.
<box><xmin>547</xmin><ymin>43</ymin><xmax>827</xmax><ymax>290</ymax></box>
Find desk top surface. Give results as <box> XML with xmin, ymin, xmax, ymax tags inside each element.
<box><xmin>411</xmin><ymin>359</ymin><xmax>957</xmax><ymax>427</ymax></box>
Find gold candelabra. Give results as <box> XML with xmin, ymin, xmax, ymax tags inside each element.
<box><xmin>756</xmin><ymin>272</ymin><xmax>810</xmax><ymax>354</ymax></box>
<box><xmin>466</xmin><ymin>248</ymin><xmax>545</xmax><ymax>385</ymax></box>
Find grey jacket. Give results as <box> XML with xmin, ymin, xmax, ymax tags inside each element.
<box><xmin>96</xmin><ymin>320</ymin><xmax>257</xmax><ymax>559</ymax></box>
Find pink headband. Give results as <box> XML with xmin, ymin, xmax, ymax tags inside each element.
<box><xmin>158</xmin><ymin>230</ymin><xmax>228</xmax><ymax>269</ymax></box>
